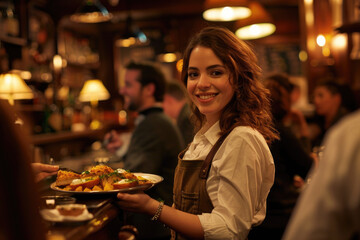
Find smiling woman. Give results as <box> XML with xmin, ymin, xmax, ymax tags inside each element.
<box><xmin>186</xmin><ymin>46</ymin><xmax>234</xmax><ymax>127</ymax></box>
<box><xmin>115</xmin><ymin>26</ymin><xmax>279</xmax><ymax>240</ymax></box>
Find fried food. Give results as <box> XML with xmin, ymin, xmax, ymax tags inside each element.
<box><xmin>55</xmin><ymin>170</ymin><xmax>81</xmax><ymax>187</ymax></box>
<box><xmin>88</xmin><ymin>165</ymin><xmax>114</xmax><ymax>176</ymax></box>
<box><xmin>113</xmin><ymin>179</ymin><xmax>139</xmax><ymax>189</ymax></box>
<box><xmin>70</xmin><ymin>176</ymin><xmax>100</xmax><ymax>190</ymax></box>
<box><xmin>55</xmin><ymin>165</ymin><xmax>152</xmax><ymax>192</ymax></box>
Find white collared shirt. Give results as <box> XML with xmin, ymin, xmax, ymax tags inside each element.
<box><xmin>183</xmin><ymin>122</ymin><xmax>275</xmax><ymax>240</ymax></box>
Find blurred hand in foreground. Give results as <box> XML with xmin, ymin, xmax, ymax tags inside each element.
<box><xmin>31</xmin><ymin>163</ymin><xmax>59</xmax><ymax>182</ymax></box>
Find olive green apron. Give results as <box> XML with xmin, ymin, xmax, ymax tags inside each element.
<box><xmin>171</xmin><ymin>133</ymin><xmax>228</xmax><ymax>240</ymax></box>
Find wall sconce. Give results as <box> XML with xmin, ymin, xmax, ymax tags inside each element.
<box><xmin>71</xmin><ymin>0</ymin><xmax>113</xmax><ymax>23</ymax></box>
<box><xmin>203</xmin><ymin>0</ymin><xmax>252</xmax><ymax>22</ymax></box>
<box><xmin>79</xmin><ymin>79</ymin><xmax>110</xmax><ymax>129</ymax></box>
<box><xmin>235</xmin><ymin>2</ymin><xmax>276</xmax><ymax>40</ymax></box>
<box><xmin>0</xmin><ymin>73</ymin><xmax>34</xmax><ymax>105</ymax></box>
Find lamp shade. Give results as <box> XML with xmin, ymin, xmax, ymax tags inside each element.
<box><xmin>235</xmin><ymin>2</ymin><xmax>276</xmax><ymax>40</ymax></box>
<box><xmin>79</xmin><ymin>79</ymin><xmax>110</xmax><ymax>103</ymax></box>
<box><xmin>71</xmin><ymin>0</ymin><xmax>112</xmax><ymax>23</ymax></box>
<box><xmin>203</xmin><ymin>0</ymin><xmax>252</xmax><ymax>22</ymax></box>
<box><xmin>0</xmin><ymin>73</ymin><xmax>34</xmax><ymax>105</ymax></box>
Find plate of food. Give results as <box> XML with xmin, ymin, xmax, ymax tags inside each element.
<box><xmin>40</xmin><ymin>204</ymin><xmax>93</xmax><ymax>223</ymax></box>
<box><xmin>51</xmin><ymin>165</ymin><xmax>163</xmax><ymax>194</ymax></box>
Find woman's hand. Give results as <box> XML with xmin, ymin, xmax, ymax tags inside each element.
<box><xmin>31</xmin><ymin>163</ymin><xmax>59</xmax><ymax>182</ymax></box>
<box><xmin>117</xmin><ymin>192</ymin><xmax>205</xmax><ymax>239</ymax></box>
<box><xmin>117</xmin><ymin>192</ymin><xmax>159</xmax><ymax>216</ymax></box>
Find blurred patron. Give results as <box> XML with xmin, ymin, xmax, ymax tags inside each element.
<box><xmin>0</xmin><ymin>100</ymin><xmax>46</xmax><ymax>240</ymax></box>
<box><xmin>163</xmin><ymin>80</ymin><xmax>194</xmax><ymax>146</ymax></box>
<box><xmin>249</xmin><ymin>76</ymin><xmax>314</xmax><ymax>240</ymax></box>
<box><xmin>104</xmin><ymin>62</ymin><xmax>184</xmax><ymax>240</ymax></box>
<box><xmin>283</xmin><ymin>109</ymin><xmax>360</xmax><ymax>240</ymax></box>
<box><xmin>309</xmin><ymin>80</ymin><xmax>356</xmax><ymax>148</ymax></box>
<box><xmin>265</xmin><ymin>73</ymin><xmax>311</xmax><ymax>153</ymax></box>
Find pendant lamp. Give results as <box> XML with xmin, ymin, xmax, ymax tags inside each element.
<box><xmin>203</xmin><ymin>0</ymin><xmax>252</xmax><ymax>22</ymax></box>
<box><xmin>235</xmin><ymin>2</ymin><xmax>276</xmax><ymax>40</ymax></box>
<box><xmin>71</xmin><ymin>0</ymin><xmax>112</xmax><ymax>23</ymax></box>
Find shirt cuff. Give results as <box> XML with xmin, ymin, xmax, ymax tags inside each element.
<box><xmin>198</xmin><ymin>213</ymin><xmax>233</xmax><ymax>240</ymax></box>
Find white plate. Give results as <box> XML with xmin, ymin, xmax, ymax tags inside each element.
<box><xmin>50</xmin><ymin>173</ymin><xmax>164</xmax><ymax>195</ymax></box>
<box><xmin>40</xmin><ymin>208</ymin><xmax>93</xmax><ymax>223</ymax></box>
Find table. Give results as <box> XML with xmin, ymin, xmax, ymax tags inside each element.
<box><xmin>41</xmin><ymin>191</ymin><xmax>124</xmax><ymax>240</ymax></box>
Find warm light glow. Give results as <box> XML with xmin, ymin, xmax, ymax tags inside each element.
<box><xmin>316</xmin><ymin>34</ymin><xmax>326</xmax><ymax>47</ymax></box>
<box><xmin>0</xmin><ymin>73</ymin><xmax>34</xmax><ymax>105</ymax></box>
<box><xmin>57</xmin><ymin>85</ymin><xmax>69</xmax><ymax>101</ymax></box>
<box><xmin>304</xmin><ymin>0</ymin><xmax>315</xmax><ymax>51</ymax></box>
<box><xmin>235</xmin><ymin>23</ymin><xmax>276</xmax><ymax>40</ymax></box>
<box><xmin>70</xmin><ymin>0</ymin><xmax>113</xmax><ymax>24</ymax></box>
<box><xmin>203</xmin><ymin>6</ymin><xmax>251</xmax><ymax>21</ymax></box>
<box><xmin>299</xmin><ymin>50</ymin><xmax>308</xmax><ymax>62</ymax></box>
<box><xmin>176</xmin><ymin>59</ymin><xmax>183</xmax><ymax>73</ymax></box>
<box><xmin>305</xmin><ymin>11</ymin><xmax>314</xmax><ymax>27</ymax></box>
<box><xmin>71</xmin><ymin>12</ymin><xmax>113</xmax><ymax>23</ymax></box>
<box><xmin>116</xmin><ymin>38</ymin><xmax>136</xmax><ymax>47</ymax></box>
<box><xmin>332</xmin><ymin>34</ymin><xmax>347</xmax><ymax>49</ymax></box>
<box><xmin>322</xmin><ymin>46</ymin><xmax>331</xmax><ymax>57</ymax></box>
<box><xmin>53</xmin><ymin>55</ymin><xmax>62</xmax><ymax>73</ymax></box>
<box><xmin>10</xmin><ymin>69</ymin><xmax>32</xmax><ymax>80</ymax></box>
<box><xmin>157</xmin><ymin>53</ymin><xmax>178</xmax><ymax>63</ymax></box>
<box><xmin>79</xmin><ymin>79</ymin><xmax>110</xmax><ymax>106</ymax></box>
<box><xmin>221</xmin><ymin>7</ymin><xmax>234</xmax><ymax>20</ymax></box>
<box><xmin>118</xmin><ymin>110</ymin><xmax>127</xmax><ymax>125</ymax></box>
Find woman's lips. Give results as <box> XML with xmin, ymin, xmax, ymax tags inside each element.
<box><xmin>195</xmin><ymin>93</ymin><xmax>218</xmax><ymax>103</ymax></box>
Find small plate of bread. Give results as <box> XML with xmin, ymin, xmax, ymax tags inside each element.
<box><xmin>40</xmin><ymin>204</ymin><xmax>93</xmax><ymax>223</ymax></box>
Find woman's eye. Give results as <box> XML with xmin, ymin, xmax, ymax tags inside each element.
<box><xmin>188</xmin><ymin>72</ymin><xmax>198</xmax><ymax>79</ymax></box>
<box><xmin>210</xmin><ymin>70</ymin><xmax>223</xmax><ymax>76</ymax></box>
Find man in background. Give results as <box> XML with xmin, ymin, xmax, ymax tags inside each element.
<box><xmin>163</xmin><ymin>80</ymin><xmax>194</xmax><ymax>146</ymax></box>
<box><xmin>105</xmin><ymin>62</ymin><xmax>184</xmax><ymax>240</ymax></box>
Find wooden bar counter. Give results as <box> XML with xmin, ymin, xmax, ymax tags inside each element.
<box><xmin>40</xmin><ymin>189</ymin><xmax>124</xmax><ymax>240</ymax></box>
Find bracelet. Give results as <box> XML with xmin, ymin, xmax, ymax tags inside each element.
<box><xmin>151</xmin><ymin>201</ymin><xmax>164</xmax><ymax>221</ymax></box>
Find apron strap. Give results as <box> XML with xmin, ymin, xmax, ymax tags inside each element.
<box><xmin>199</xmin><ymin>132</ymin><xmax>230</xmax><ymax>179</ymax></box>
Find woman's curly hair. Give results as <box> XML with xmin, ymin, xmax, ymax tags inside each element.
<box><xmin>181</xmin><ymin>26</ymin><xmax>279</xmax><ymax>144</ymax></box>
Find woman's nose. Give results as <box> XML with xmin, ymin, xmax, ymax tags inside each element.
<box><xmin>197</xmin><ymin>74</ymin><xmax>211</xmax><ymax>89</ymax></box>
